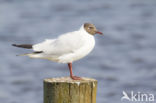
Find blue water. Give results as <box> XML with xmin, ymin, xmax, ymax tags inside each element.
<box><xmin>0</xmin><ymin>0</ymin><xmax>156</xmax><ymax>103</ymax></box>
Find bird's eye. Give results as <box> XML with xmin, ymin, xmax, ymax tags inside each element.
<box><xmin>88</xmin><ymin>27</ymin><xmax>93</xmax><ymax>29</ymax></box>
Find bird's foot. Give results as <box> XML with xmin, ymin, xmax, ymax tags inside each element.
<box><xmin>71</xmin><ymin>76</ymin><xmax>82</xmax><ymax>80</ymax></box>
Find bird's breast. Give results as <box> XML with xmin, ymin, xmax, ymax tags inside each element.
<box><xmin>57</xmin><ymin>34</ymin><xmax>95</xmax><ymax>63</ymax></box>
<box><xmin>71</xmin><ymin>35</ymin><xmax>95</xmax><ymax>62</ymax></box>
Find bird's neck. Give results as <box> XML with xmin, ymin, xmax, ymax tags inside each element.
<box><xmin>79</xmin><ymin>24</ymin><xmax>85</xmax><ymax>31</ymax></box>
<box><xmin>79</xmin><ymin>25</ymin><xmax>93</xmax><ymax>37</ymax></box>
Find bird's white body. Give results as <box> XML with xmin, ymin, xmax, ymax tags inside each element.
<box><xmin>29</xmin><ymin>25</ymin><xmax>95</xmax><ymax>63</ymax></box>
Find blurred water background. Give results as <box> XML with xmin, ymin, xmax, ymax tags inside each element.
<box><xmin>0</xmin><ymin>0</ymin><xmax>156</xmax><ymax>103</ymax></box>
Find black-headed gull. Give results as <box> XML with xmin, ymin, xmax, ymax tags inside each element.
<box><xmin>12</xmin><ymin>23</ymin><xmax>103</xmax><ymax>80</ymax></box>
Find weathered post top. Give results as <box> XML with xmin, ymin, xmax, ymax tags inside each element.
<box><xmin>44</xmin><ymin>77</ymin><xmax>97</xmax><ymax>84</ymax></box>
<box><xmin>44</xmin><ymin>77</ymin><xmax>97</xmax><ymax>103</ymax></box>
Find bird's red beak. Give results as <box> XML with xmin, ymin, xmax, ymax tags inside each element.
<box><xmin>96</xmin><ymin>31</ymin><xmax>103</xmax><ymax>35</ymax></box>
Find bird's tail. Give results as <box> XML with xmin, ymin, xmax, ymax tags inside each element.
<box><xmin>12</xmin><ymin>44</ymin><xmax>32</xmax><ymax>49</ymax></box>
<box><xmin>16</xmin><ymin>53</ymin><xmax>31</xmax><ymax>56</ymax></box>
<box><xmin>16</xmin><ymin>51</ymin><xmax>43</xmax><ymax>58</ymax></box>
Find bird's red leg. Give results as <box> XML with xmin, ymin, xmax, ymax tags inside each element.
<box><xmin>68</xmin><ymin>63</ymin><xmax>81</xmax><ymax>80</ymax></box>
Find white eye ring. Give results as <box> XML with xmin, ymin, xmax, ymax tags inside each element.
<box><xmin>88</xmin><ymin>27</ymin><xmax>92</xmax><ymax>29</ymax></box>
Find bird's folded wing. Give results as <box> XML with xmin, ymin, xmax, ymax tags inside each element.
<box><xmin>33</xmin><ymin>31</ymin><xmax>84</xmax><ymax>56</ymax></box>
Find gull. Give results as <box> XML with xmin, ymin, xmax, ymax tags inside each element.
<box><xmin>12</xmin><ymin>23</ymin><xmax>103</xmax><ymax>80</ymax></box>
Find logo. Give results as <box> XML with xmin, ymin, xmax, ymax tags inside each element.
<box><xmin>121</xmin><ymin>91</ymin><xmax>155</xmax><ymax>102</ymax></box>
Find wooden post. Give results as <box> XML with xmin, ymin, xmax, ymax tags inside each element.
<box><xmin>44</xmin><ymin>77</ymin><xmax>97</xmax><ymax>103</ymax></box>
